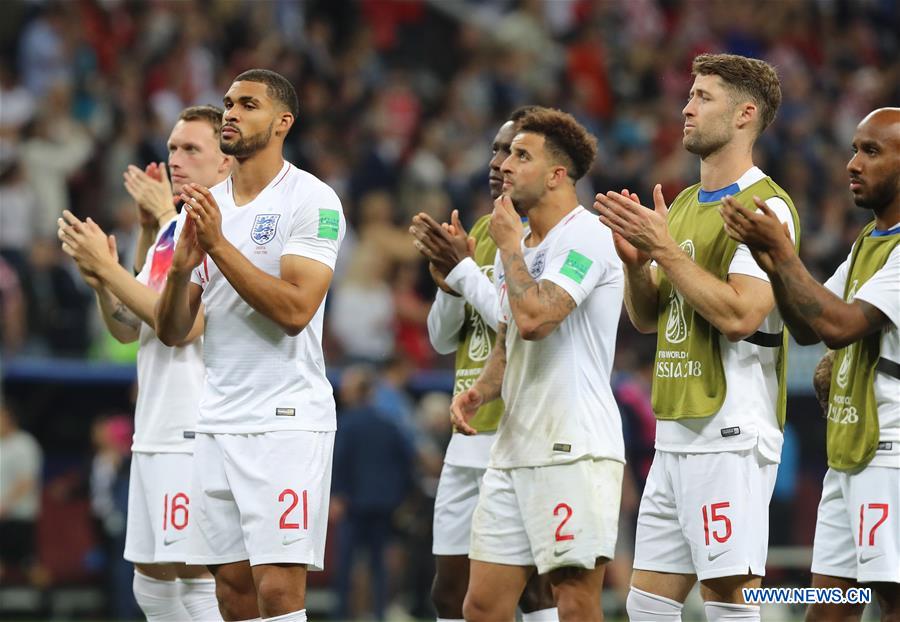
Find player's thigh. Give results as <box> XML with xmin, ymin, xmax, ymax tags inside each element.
<box><xmin>516</xmin><ymin>458</ymin><xmax>623</xmax><ymax>576</ymax></box>
<box><xmin>811</xmin><ymin>469</ymin><xmax>858</xmax><ymax>583</ymax></box>
<box><xmin>433</xmin><ymin>463</ymin><xmax>484</xmax><ymax>556</ymax></box>
<box><xmin>806</xmin><ymin>574</ymin><xmax>865</xmax><ymax>622</ymax></box>
<box><xmin>677</xmin><ymin>449</ymin><xmax>776</xmax><ymax>581</ymax></box>
<box><xmin>469</xmin><ymin>467</ymin><xmax>534</xmax><ymax>568</ymax></box>
<box><xmin>464</xmin><ymin>559</ymin><xmax>532</xmax><ymax>620</ymax></box>
<box><xmin>871</xmin><ymin>581</ymin><xmax>900</xmax><ymax>620</ymax></box>
<box><xmin>632</xmin><ymin>569</ymin><xmax>696</xmax><ymax>604</ymax></box>
<box><xmin>633</xmin><ymin>451</ymin><xmax>696</xmax><ymax>578</ymax></box>
<box><xmin>548</xmin><ymin>561</ymin><xmax>607</xmax><ymax>620</ymax></box>
<box><xmin>221</xmin><ymin>430</ymin><xmax>334</xmax><ymax>568</ymax></box>
<box><xmin>519</xmin><ymin>571</ymin><xmax>556</xmax><ymax>613</ymax></box>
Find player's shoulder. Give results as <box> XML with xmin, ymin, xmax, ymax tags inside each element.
<box><xmin>278</xmin><ymin>163</ymin><xmax>342</xmax><ymax>210</ymax></box>
<box><xmin>560</xmin><ymin>206</ymin><xmax>610</xmax><ymax>242</ymax></box>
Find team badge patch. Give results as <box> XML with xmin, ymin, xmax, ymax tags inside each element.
<box><xmin>530</xmin><ymin>249</ymin><xmax>547</xmax><ymax>278</ymax></box>
<box><xmin>251</xmin><ymin>214</ymin><xmax>280</xmax><ymax>245</ymax></box>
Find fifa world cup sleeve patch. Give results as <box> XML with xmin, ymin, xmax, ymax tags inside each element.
<box><xmin>317</xmin><ymin>209</ymin><xmax>340</xmax><ymax>240</ymax></box>
<box><xmin>559</xmin><ymin>250</ymin><xmax>593</xmax><ymax>284</ymax></box>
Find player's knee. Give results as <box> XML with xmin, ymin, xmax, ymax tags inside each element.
<box><xmin>462</xmin><ymin>590</ymin><xmax>499</xmax><ymax>622</ymax></box>
<box><xmin>553</xmin><ymin>584</ymin><xmax>600</xmax><ymax>622</ymax></box>
<box><xmin>626</xmin><ymin>586</ymin><xmax>684</xmax><ymax>622</ymax></box>
<box><xmin>430</xmin><ymin>572</ymin><xmax>466</xmax><ymax>617</ymax></box>
<box><xmin>213</xmin><ymin>572</ymin><xmax>256</xmax><ymax>620</ymax></box>
<box><xmin>255</xmin><ymin>574</ymin><xmax>302</xmax><ymax>615</ymax></box>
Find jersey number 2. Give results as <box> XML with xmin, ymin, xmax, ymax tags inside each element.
<box><xmin>554</xmin><ymin>503</ymin><xmax>575</xmax><ymax>542</ymax></box>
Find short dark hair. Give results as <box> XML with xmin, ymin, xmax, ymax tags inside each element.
<box><xmin>233</xmin><ymin>68</ymin><xmax>299</xmax><ymax>119</ymax></box>
<box><xmin>517</xmin><ymin>108</ymin><xmax>597</xmax><ymax>181</ymax></box>
<box><xmin>692</xmin><ymin>53</ymin><xmax>782</xmax><ymax>134</ymax></box>
<box><xmin>178</xmin><ymin>105</ymin><xmax>224</xmax><ymax>138</ymax></box>
<box><xmin>509</xmin><ymin>105</ymin><xmax>541</xmax><ymax>123</ymax></box>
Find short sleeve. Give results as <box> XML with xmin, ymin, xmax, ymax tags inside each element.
<box><xmin>854</xmin><ymin>245</ymin><xmax>900</xmax><ymax>328</ymax></box>
<box><xmin>824</xmin><ymin>251</ymin><xmax>852</xmax><ymax>297</ymax></box>
<box><xmin>728</xmin><ymin>197</ymin><xmax>796</xmax><ymax>281</ymax></box>
<box><xmin>541</xmin><ymin>217</ymin><xmax>621</xmax><ymax>307</ymax></box>
<box><xmin>282</xmin><ymin>184</ymin><xmax>345</xmax><ymax>270</ymax></box>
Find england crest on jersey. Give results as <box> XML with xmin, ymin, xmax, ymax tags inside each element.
<box><xmin>251</xmin><ymin>214</ymin><xmax>280</xmax><ymax>245</ymax></box>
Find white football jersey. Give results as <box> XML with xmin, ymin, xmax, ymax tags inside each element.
<box><xmin>133</xmin><ymin>216</ymin><xmax>203</xmax><ymax>453</ymax></box>
<box><xmin>491</xmin><ymin>206</ymin><xmax>624</xmax><ymax>468</ymax></box>
<box><xmin>181</xmin><ymin>161</ymin><xmax>345</xmax><ymax>433</ymax></box>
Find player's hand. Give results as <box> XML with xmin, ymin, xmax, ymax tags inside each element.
<box><xmin>124</xmin><ymin>163</ymin><xmax>176</xmax><ymax>227</ymax></box>
<box><xmin>428</xmin><ymin>262</ymin><xmax>460</xmax><ymax>296</ymax></box>
<box><xmin>489</xmin><ymin>195</ymin><xmax>524</xmax><ymax>253</ymax></box>
<box><xmin>720</xmin><ymin>195</ymin><xmax>793</xmax><ymax>272</ymax></box>
<box><xmin>596</xmin><ymin>184</ymin><xmax>671</xmax><ymax>258</ymax></box>
<box><xmin>449</xmin><ymin>386</ymin><xmax>483</xmax><ymax>436</ymax></box>
<box><xmin>596</xmin><ymin>189</ymin><xmax>652</xmax><ymax>266</ymax></box>
<box><xmin>57</xmin><ymin>211</ymin><xmax>118</xmax><ymax>278</ymax></box>
<box><xmin>813</xmin><ymin>350</ymin><xmax>835</xmax><ymax>415</ymax></box>
<box><xmin>170</xmin><ymin>214</ymin><xmax>206</xmax><ymax>274</ymax></box>
<box><xmin>181</xmin><ymin>183</ymin><xmax>225</xmax><ymax>254</ymax></box>
<box><xmin>410</xmin><ymin>209</ymin><xmax>473</xmax><ymax>277</ymax></box>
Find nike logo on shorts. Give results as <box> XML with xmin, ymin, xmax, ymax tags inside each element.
<box><xmin>707</xmin><ymin>550</ymin><xmax>729</xmax><ymax>562</ymax></box>
<box><xmin>859</xmin><ymin>552</ymin><xmax>883</xmax><ymax>564</ymax></box>
<box><xmin>163</xmin><ymin>536</ymin><xmax>185</xmax><ymax>546</ymax></box>
<box><xmin>282</xmin><ymin>534</ymin><xmax>304</xmax><ymax>546</ymax></box>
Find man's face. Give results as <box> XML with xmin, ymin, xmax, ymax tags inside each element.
<box><xmin>847</xmin><ymin>113</ymin><xmax>900</xmax><ymax>211</ymax></box>
<box><xmin>221</xmin><ymin>80</ymin><xmax>279</xmax><ymax>158</ymax></box>
<box><xmin>489</xmin><ymin>120</ymin><xmax>517</xmax><ymax>200</ymax></box>
<box><xmin>167</xmin><ymin>120</ymin><xmax>227</xmax><ymax>189</ymax></box>
<box><xmin>682</xmin><ymin>74</ymin><xmax>737</xmax><ymax>158</ymax></box>
<box><xmin>500</xmin><ymin>132</ymin><xmax>552</xmax><ymax>212</ymax></box>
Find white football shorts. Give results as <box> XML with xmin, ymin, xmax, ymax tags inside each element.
<box><xmin>186</xmin><ymin>430</ymin><xmax>334</xmax><ymax>569</ymax></box>
<box><xmin>811</xmin><ymin>465</ymin><xmax>900</xmax><ymax>583</ymax></box>
<box><xmin>469</xmin><ymin>457</ymin><xmax>623</xmax><ymax>575</ymax></box>
<box><xmin>633</xmin><ymin>448</ymin><xmax>777</xmax><ymax>580</ymax></box>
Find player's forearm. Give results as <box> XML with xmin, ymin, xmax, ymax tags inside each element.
<box><xmin>499</xmin><ymin>247</ymin><xmax>556</xmax><ymax>336</ymax></box>
<box><xmin>445</xmin><ymin>258</ymin><xmax>502</xmax><ymax>331</ymax></box>
<box><xmin>95</xmin><ymin>287</ymin><xmax>140</xmax><ymax>343</ymax></box>
<box><xmin>133</xmin><ymin>225</ymin><xmax>158</xmax><ymax>274</ymax></box>
<box><xmin>96</xmin><ymin>261</ymin><xmax>160</xmax><ymax>329</ymax></box>
<box><xmin>768</xmin><ymin>248</ymin><xmax>868</xmax><ymax>348</ymax></box>
<box><xmin>156</xmin><ymin>268</ymin><xmax>196</xmax><ymax>345</ymax></box>
<box><xmin>472</xmin><ymin>323</ymin><xmax>507</xmax><ymax>403</ymax></box>
<box><xmin>427</xmin><ymin>290</ymin><xmax>465</xmax><ymax>354</ymax></box>
<box><xmin>653</xmin><ymin>243</ymin><xmax>765</xmax><ymax>342</ymax></box>
<box><xmin>208</xmin><ymin>241</ymin><xmax>317</xmax><ymax>336</ymax></box>
<box><xmin>622</xmin><ymin>263</ymin><xmax>659</xmax><ymax>333</ymax></box>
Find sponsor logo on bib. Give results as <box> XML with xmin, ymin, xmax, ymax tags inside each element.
<box><xmin>664</xmin><ymin>240</ymin><xmax>694</xmax><ymax>344</ymax></box>
<box><xmin>251</xmin><ymin>214</ymin><xmax>280</xmax><ymax>245</ymax></box>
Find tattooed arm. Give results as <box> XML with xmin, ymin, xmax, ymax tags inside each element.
<box><xmin>500</xmin><ymin>247</ymin><xmax>576</xmax><ymax>340</ymax></box>
<box><xmin>95</xmin><ymin>286</ymin><xmax>142</xmax><ymax>343</ymax></box>
<box><xmin>450</xmin><ymin>322</ymin><xmax>507</xmax><ymax>435</ymax></box>
<box><xmin>766</xmin><ymin>246</ymin><xmax>888</xmax><ymax>349</ymax></box>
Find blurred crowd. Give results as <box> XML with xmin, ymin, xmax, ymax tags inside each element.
<box><xmin>1</xmin><ymin>0</ymin><xmax>899</xmax><ymax>618</ymax></box>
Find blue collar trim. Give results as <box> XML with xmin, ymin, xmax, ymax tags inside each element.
<box><xmin>871</xmin><ymin>224</ymin><xmax>900</xmax><ymax>237</ymax></box>
<box><xmin>698</xmin><ymin>182</ymin><xmax>740</xmax><ymax>203</ymax></box>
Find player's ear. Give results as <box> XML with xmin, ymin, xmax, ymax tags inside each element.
<box><xmin>276</xmin><ymin>111</ymin><xmax>294</xmax><ymax>137</ymax></box>
<box><xmin>219</xmin><ymin>154</ymin><xmax>233</xmax><ymax>175</ymax></box>
<box><xmin>735</xmin><ymin>101</ymin><xmax>757</xmax><ymax>131</ymax></box>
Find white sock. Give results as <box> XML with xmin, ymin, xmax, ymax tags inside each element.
<box><xmin>133</xmin><ymin>571</ymin><xmax>192</xmax><ymax>622</ymax></box>
<box><xmin>263</xmin><ymin>609</ymin><xmax>307</xmax><ymax>622</ymax></box>
<box><xmin>626</xmin><ymin>587</ymin><xmax>683</xmax><ymax>622</ymax></box>
<box><xmin>704</xmin><ymin>601</ymin><xmax>760</xmax><ymax>621</ymax></box>
<box><xmin>523</xmin><ymin>608</ymin><xmax>560</xmax><ymax>621</ymax></box>
<box><xmin>177</xmin><ymin>577</ymin><xmax>222</xmax><ymax>621</ymax></box>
